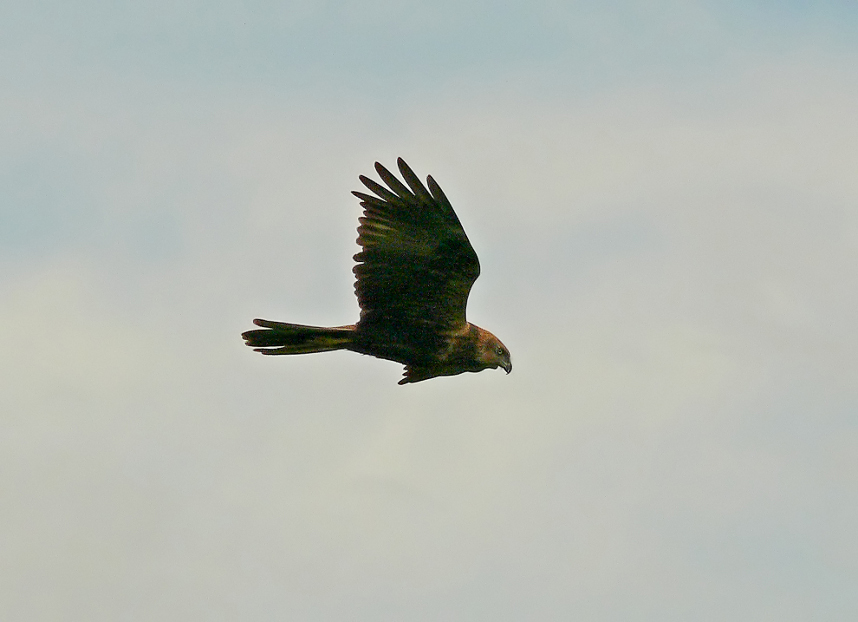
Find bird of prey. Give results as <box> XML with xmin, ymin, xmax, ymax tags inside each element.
<box><xmin>241</xmin><ymin>158</ymin><xmax>511</xmax><ymax>385</ymax></box>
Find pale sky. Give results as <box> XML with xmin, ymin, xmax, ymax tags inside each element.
<box><xmin>2</xmin><ymin>2</ymin><xmax>857</xmax><ymax>620</ymax></box>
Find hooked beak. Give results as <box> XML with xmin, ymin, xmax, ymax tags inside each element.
<box><xmin>501</xmin><ymin>360</ymin><xmax>512</xmax><ymax>374</ymax></box>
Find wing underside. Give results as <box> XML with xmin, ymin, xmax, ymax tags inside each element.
<box><xmin>351</xmin><ymin>158</ymin><xmax>480</xmax><ymax>334</ymax></box>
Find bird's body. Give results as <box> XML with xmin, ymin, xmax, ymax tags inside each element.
<box><xmin>242</xmin><ymin>158</ymin><xmax>511</xmax><ymax>385</ymax></box>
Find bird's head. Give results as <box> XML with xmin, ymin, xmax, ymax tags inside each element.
<box><xmin>475</xmin><ymin>328</ymin><xmax>512</xmax><ymax>375</ymax></box>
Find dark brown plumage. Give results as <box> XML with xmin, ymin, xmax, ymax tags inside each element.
<box><xmin>241</xmin><ymin>158</ymin><xmax>511</xmax><ymax>385</ymax></box>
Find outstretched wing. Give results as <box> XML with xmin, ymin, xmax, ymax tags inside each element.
<box><xmin>352</xmin><ymin>158</ymin><xmax>480</xmax><ymax>334</ymax></box>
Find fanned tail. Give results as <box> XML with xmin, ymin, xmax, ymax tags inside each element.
<box><xmin>242</xmin><ymin>319</ymin><xmax>355</xmax><ymax>355</ymax></box>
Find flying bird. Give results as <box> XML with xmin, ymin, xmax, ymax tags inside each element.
<box><xmin>241</xmin><ymin>158</ymin><xmax>511</xmax><ymax>385</ymax></box>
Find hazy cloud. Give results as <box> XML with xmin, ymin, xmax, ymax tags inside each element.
<box><xmin>2</xmin><ymin>2</ymin><xmax>857</xmax><ymax>620</ymax></box>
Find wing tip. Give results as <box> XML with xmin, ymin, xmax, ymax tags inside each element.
<box><xmin>374</xmin><ymin>161</ymin><xmax>389</xmax><ymax>176</ymax></box>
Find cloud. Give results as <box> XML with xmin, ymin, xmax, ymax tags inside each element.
<box><xmin>2</xmin><ymin>9</ymin><xmax>857</xmax><ymax>618</ymax></box>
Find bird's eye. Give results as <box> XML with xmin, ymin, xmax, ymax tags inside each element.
<box><xmin>495</xmin><ymin>347</ymin><xmax>504</xmax><ymax>356</ymax></box>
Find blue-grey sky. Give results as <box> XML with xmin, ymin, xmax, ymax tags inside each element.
<box><xmin>2</xmin><ymin>2</ymin><xmax>857</xmax><ymax>620</ymax></box>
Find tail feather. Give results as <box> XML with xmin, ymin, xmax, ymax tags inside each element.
<box><xmin>242</xmin><ymin>319</ymin><xmax>355</xmax><ymax>355</ymax></box>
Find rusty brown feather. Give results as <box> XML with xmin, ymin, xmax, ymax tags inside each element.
<box><xmin>241</xmin><ymin>158</ymin><xmax>511</xmax><ymax>384</ymax></box>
